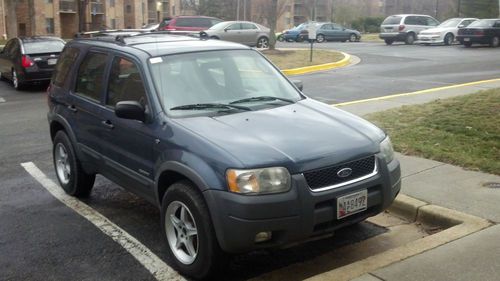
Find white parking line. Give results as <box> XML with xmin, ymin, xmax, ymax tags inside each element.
<box><xmin>21</xmin><ymin>162</ymin><xmax>184</xmax><ymax>281</ymax></box>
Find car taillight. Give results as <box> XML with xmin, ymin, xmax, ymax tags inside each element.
<box><xmin>474</xmin><ymin>30</ymin><xmax>484</xmax><ymax>36</ymax></box>
<box><xmin>21</xmin><ymin>55</ymin><xmax>34</xmax><ymax>68</ymax></box>
<box><xmin>398</xmin><ymin>25</ymin><xmax>405</xmax><ymax>31</ymax></box>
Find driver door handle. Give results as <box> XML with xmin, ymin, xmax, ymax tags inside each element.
<box><xmin>101</xmin><ymin>120</ymin><xmax>114</xmax><ymax>129</ymax></box>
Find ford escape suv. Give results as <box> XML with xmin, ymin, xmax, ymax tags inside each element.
<box><xmin>47</xmin><ymin>33</ymin><xmax>401</xmax><ymax>279</ymax></box>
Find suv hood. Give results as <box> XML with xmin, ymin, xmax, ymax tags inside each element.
<box><xmin>174</xmin><ymin>99</ymin><xmax>385</xmax><ymax>173</ymax></box>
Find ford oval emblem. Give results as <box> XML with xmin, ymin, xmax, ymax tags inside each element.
<box><xmin>337</xmin><ymin>168</ymin><xmax>353</xmax><ymax>178</ymax></box>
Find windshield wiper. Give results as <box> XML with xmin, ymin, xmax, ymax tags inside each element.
<box><xmin>230</xmin><ymin>96</ymin><xmax>295</xmax><ymax>105</ymax></box>
<box><xmin>170</xmin><ymin>103</ymin><xmax>251</xmax><ymax>111</ymax></box>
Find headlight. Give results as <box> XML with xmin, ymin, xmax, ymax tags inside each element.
<box><xmin>226</xmin><ymin>167</ymin><xmax>291</xmax><ymax>195</ymax></box>
<box><xmin>380</xmin><ymin>136</ymin><xmax>395</xmax><ymax>164</ymax></box>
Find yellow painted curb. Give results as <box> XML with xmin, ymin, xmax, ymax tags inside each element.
<box><xmin>282</xmin><ymin>52</ymin><xmax>352</xmax><ymax>76</ymax></box>
<box><xmin>333</xmin><ymin>77</ymin><xmax>500</xmax><ymax>107</ymax></box>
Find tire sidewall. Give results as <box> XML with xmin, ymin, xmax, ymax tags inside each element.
<box><xmin>349</xmin><ymin>34</ymin><xmax>356</xmax><ymax>42</ymax></box>
<box><xmin>445</xmin><ymin>33</ymin><xmax>454</xmax><ymax>45</ymax></box>
<box><xmin>161</xmin><ymin>182</ymin><xmax>220</xmax><ymax>279</ymax></box>
<box><xmin>53</xmin><ymin>131</ymin><xmax>79</xmax><ymax>195</ymax></box>
<box><xmin>316</xmin><ymin>34</ymin><xmax>325</xmax><ymax>43</ymax></box>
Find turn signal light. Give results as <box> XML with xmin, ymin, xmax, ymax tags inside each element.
<box><xmin>474</xmin><ymin>30</ymin><xmax>484</xmax><ymax>36</ymax></box>
<box><xmin>21</xmin><ymin>55</ymin><xmax>34</xmax><ymax>68</ymax></box>
<box><xmin>398</xmin><ymin>25</ymin><xmax>405</xmax><ymax>31</ymax></box>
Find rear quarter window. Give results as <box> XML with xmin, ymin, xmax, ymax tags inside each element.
<box><xmin>382</xmin><ymin>16</ymin><xmax>402</xmax><ymax>25</ymax></box>
<box><xmin>24</xmin><ymin>41</ymin><xmax>65</xmax><ymax>54</ymax></box>
<box><xmin>52</xmin><ymin>47</ymin><xmax>80</xmax><ymax>87</ymax></box>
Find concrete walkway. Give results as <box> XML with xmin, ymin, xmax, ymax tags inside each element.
<box><xmin>336</xmin><ymin>79</ymin><xmax>500</xmax><ymax>281</ymax></box>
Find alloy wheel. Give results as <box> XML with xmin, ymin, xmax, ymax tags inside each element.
<box><xmin>12</xmin><ymin>70</ymin><xmax>18</xmax><ymax>89</ymax></box>
<box><xmin>55</xmin><ymin>143</ymin><xmax>71</xmax><ymax>185</ymax></box>
<box><xmin>165</xmin><ymin>201</ymin><xmax>199</xmax><ymax>265</ymax></box>
<box><xmin>258</xmin><ymin>38</ymin><xmax>269</xmax><ymax>48</ymax></box>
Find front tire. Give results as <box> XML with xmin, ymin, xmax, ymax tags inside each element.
<box><xmin>384</xmin><ymin>39</ymin><xmax>394</xmax><ymax>45</ymax></box>
<box><xmin>53</xmin><ymin>131</ymin><xmax>95</xmax><ymax>197</ymax></box>
<box><xmin>444</xmin><ymin>33</ymin><xmax>454</xmax><ymax>46</ymax></box>
<box><xmin>349</xmin><ymin>34</ymin><xmax>357</xmax><ymax>42</ymax></box>
<box><xmin>161</xmin><ymin>181</ymin><xmax>226</xmax><ymax>279</ymax></box>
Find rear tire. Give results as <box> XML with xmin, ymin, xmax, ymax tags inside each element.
<box><xmin>444</xmin><ymin>33</ymin><xmax>454</xmax><ymax>46</ymax></box>
<box><xmin>384</xmin><ymin>39</ymin><xmax>394</xmax><ymax>45</ymax></box>
<box><xmin>12</xmin><ymin>69</ymin><xmax>25</xmax><ymax>91</ymax></box>
<box><xmin>490</xmin><ymin>36</ymin><xmax>500</xmax><ymax>48</ymax></box>
<box><xmin>316</xmin><ymin>34</ymin><xmax>325</xmax><ymax>43</ymax></box>
<box><xmin>405</xmin><ymin>33</ymin><xmax>415</xmax><ymax>45</ymax></box>
<box><xmin>161</xmin><ymin>181</ymin><xmax>227</xmax><ymax>279</ymax></box>
<box><xmin>53</xmin><ymin>131</ymin><xmax>95</xmax><ymax>197</ymax></box>
<box><xmin>256</xmin><ymin>37</ymin><xmax>269</xmax><ymax>48</ymax></box>
<box><xmin>349</xmin><ymin>34</ymin><xmax>357</xmax><ymax>42</ymax></box>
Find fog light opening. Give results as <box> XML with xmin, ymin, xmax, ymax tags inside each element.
<box><xmin>254</xmin><ymin>231</ymin><xmax>272</xmax><ymax>243</ymax></box>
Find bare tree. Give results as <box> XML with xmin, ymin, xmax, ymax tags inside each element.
<box><xmin>252</xmin><ymin>0</ymin><xmax>288</xmax><ymax>50</ymax></box>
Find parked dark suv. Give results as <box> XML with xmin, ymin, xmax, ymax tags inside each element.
<box><xmin>47</xmin><ymin>33</ymin><xmax>401</xmax><ymax>279</ymax></box>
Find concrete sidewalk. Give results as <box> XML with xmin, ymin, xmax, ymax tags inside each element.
<box><xmin>337</xmin><ymin>79</ymin><xmax>500</xmax><ymax>281</ymax></box>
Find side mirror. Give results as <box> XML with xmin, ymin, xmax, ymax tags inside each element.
<box><xmin>115</xmin><ymin>101</ymin><xmax>145</xmax><ymax>122</ymax></box>
<box><xmin>224</xmin><ymin>28</ymin><xmax>228</xmax><ymax>32</ymax></box>
<box><xmin>292</xmin><ymin>80</ymin><xmax>303</xmax><ymax>91</ymax></box>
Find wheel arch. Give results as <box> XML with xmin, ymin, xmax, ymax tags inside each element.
<box><xmin>155</xmin><ymin>161</ymin><xmax>212</xmax><ymax>207</ymax></box>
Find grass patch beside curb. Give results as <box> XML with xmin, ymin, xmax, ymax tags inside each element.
<box><xmin>366</xmin><ymin>89</ymin><xmax>500</xmax><ymax>175</ymax></box>
<box><xmin>262</xmin><ymin>49</ymin><xmax>345</xmax><ymax>70</ymax></box>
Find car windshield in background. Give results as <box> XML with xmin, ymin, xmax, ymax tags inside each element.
<box><xmin>149</xmin><ymin>50</ymin><xmax>302</xmax><ymax>117</ymax></box>
<box><xmin>382</xmin><ymin>16</ymin><xmax>402</xmax><ymax>25</ymax></box>
<box><xmin>468</xmin><ymin>19</ymin><xmax>495</xmax><ymax>28</ymax></box>
<box><xmin>24</xmin><ymin>41</ymin><xmax>65</xmax><ymax>54</ymax></box>
<box><xmin>439</xmin><ymin>18</ymin><xmax>461</xmax><ymax>28</ymax></box>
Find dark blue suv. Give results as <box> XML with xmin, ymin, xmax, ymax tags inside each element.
<box><xmin>47</xmin><ymin>33</ymin><xmax>401</xmax><ymax>279</ymax></box>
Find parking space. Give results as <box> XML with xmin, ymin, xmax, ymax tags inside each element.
<box><xmin>1</xmin><ymin>42</ymin><xmax>499</xmax><ymax>280</ymax></box>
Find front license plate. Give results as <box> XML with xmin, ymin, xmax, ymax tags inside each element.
<box><xmin>47</xmin><ymin>58</ymin><xmax>57</xmax><ymax>65</ymax></box>
<box><xmin>463</xmin><ymin>38</ymin><xmax>470</xmax><ymax>42</ymax></box>
<box><xmin>337</xmin><ymin>190</ymin><xmax>367</xmax><ymax>219</ymax></box>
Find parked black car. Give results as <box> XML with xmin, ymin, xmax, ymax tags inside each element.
<box><xmin>457</xmin><ymin>19</ymin><xmax>500</xmax><ymax>47</ymax></box>
<box><xmin>0</xmin><ymin>36</ymin><xmax>65</xmax><ymax>90</ymax></box>
<box><xmin>48</xmin><ymin>33</ymin><xmax>400</xmax><ymax>279</ymax></box>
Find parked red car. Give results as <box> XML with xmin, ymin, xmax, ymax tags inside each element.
<box><xmin>158</xmin><ymin>16</ymin><xmax>222</xmax><ymax>32</ymax></box>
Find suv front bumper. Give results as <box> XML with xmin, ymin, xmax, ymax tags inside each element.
<box><xmin>203</xmin><ymin>156</ymin><xmax>401</xmax><ymax>253</ymax></box>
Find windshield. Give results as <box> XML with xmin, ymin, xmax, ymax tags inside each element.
<box><xmin>24</xmin><ymin>41</ymin><xmax>65</xmax><ymax>54</ymax></box>
<box><xmin>468</xmin><ymin>19</ymin><xmax>495</xmax><ymax>28</ymax></box>
<box><xmin>149</xmin><ymin>50</ymin><xmax>302</xmax><ymax>117</ymax></box>
<box><xmin>382</xmin><ymin>16</ymin><xmax>402</xmax><ymax>25</ymax></box>
<box><xmin>438</xmin><ymin>18</ymin><xmax>461</xmax><ymax>28</ymax></box>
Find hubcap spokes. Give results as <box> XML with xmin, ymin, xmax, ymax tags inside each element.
<box><xmin>55</xmin><ymin>143</ymin><xmax>71</xmax><ymax>184</ymax></box>
<box><xmin>166</xmin><ymin>201</ymin><xmax>198</xmax><ymax>265</ymax></box>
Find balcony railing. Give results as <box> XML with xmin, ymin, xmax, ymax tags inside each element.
<box><xmin>59</xmin><ymin>0</ymin><xmax>77</xmax><ymax>13</ymax></box>
<box><xmin>91</xmin><ymin>2</ymin><xmax>104</xmax><ymax>15</ymax></box>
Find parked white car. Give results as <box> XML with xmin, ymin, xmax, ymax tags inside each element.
<box><xmin>417</xmin><ymin>18</ymin><xmax>478</xmax><ymax>45</ymax></box>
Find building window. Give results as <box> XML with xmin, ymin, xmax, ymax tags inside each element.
<box><xmin>172</xmin><ymin>5</ymin><xmax>176</xmax><ymax>16</ymax></box>
<box><xmin>45</xmin><ymin>0</ymin><xmax>53</xmax><ymax>3</ymax></box>
<box><xmin>126</xmin><ymin>5</ymin><xmax>131</xmax><ymax>13</ymax></box>
<box><xmin>111</xmin><ymin>19</ymin><xmax>116</xmax><ymax>29</ymax></box>
<box><xmin>109</xmin><ymin>0</ymin><xmax>115</xmax><ymax>7</ymax></box>
<box><xmin>46</xmin><ymin>18</ymin><xmax>55</xmax><ymax>34</ymax></box>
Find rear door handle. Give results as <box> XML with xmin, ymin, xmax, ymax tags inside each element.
<box><xmin>101</xmin><ymin>120</ymin><xmax>114</xmax><ymax>129</ymax></box>
<box><xmin>67</xmin><ymin>105</ymin><xmax>77</xmax><ymax>112</ymax></box>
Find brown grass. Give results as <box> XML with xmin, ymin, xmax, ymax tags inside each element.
<box><xmin>262</xmin><ymin>49</ymin><xmax>345</xmax><ymax>70</ymax></box>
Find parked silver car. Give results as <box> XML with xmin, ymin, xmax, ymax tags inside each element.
<box><xmin>200</xmin><ymin>21</ymin><xmax>271</xmax><ymax>48</ymax></box>
<box><xmin>380</xmin><ymin>14</ymin><xmax>440</xmax><ymax>45</ymax></box>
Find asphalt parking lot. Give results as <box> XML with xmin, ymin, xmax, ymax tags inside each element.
<box><xmin>1</xmin><ymin>42</ymin><xmax>499</xmax><ymax>280</ymax></box>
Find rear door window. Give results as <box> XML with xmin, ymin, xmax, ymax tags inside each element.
<box><xmin>52</xmin><ymin>47</ymin><xmax>80</xmax><ymax>87</ymax></box>
<box><xmin>241</xmin><ymin>23</ymin><xmax>257</xmax><ymax>30</ymax></box>
<box><xmin>75</xmin><ymin>52</ymin><xmax>108</xmax><ymax>102</ymax></box>
<box><xmin>383</xmin><ymin>16</ymin><xmax>402</xmax><ymax>25</ymax></box>
<box><xmin>175</xmin><ymin>18</ymin><xmax>193</xmax><ymax>27</ymax></box>
<box><xmin>404</xmin><ymin>16</ymin><xmax>419</xmax><ymax>25</ymax></box>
